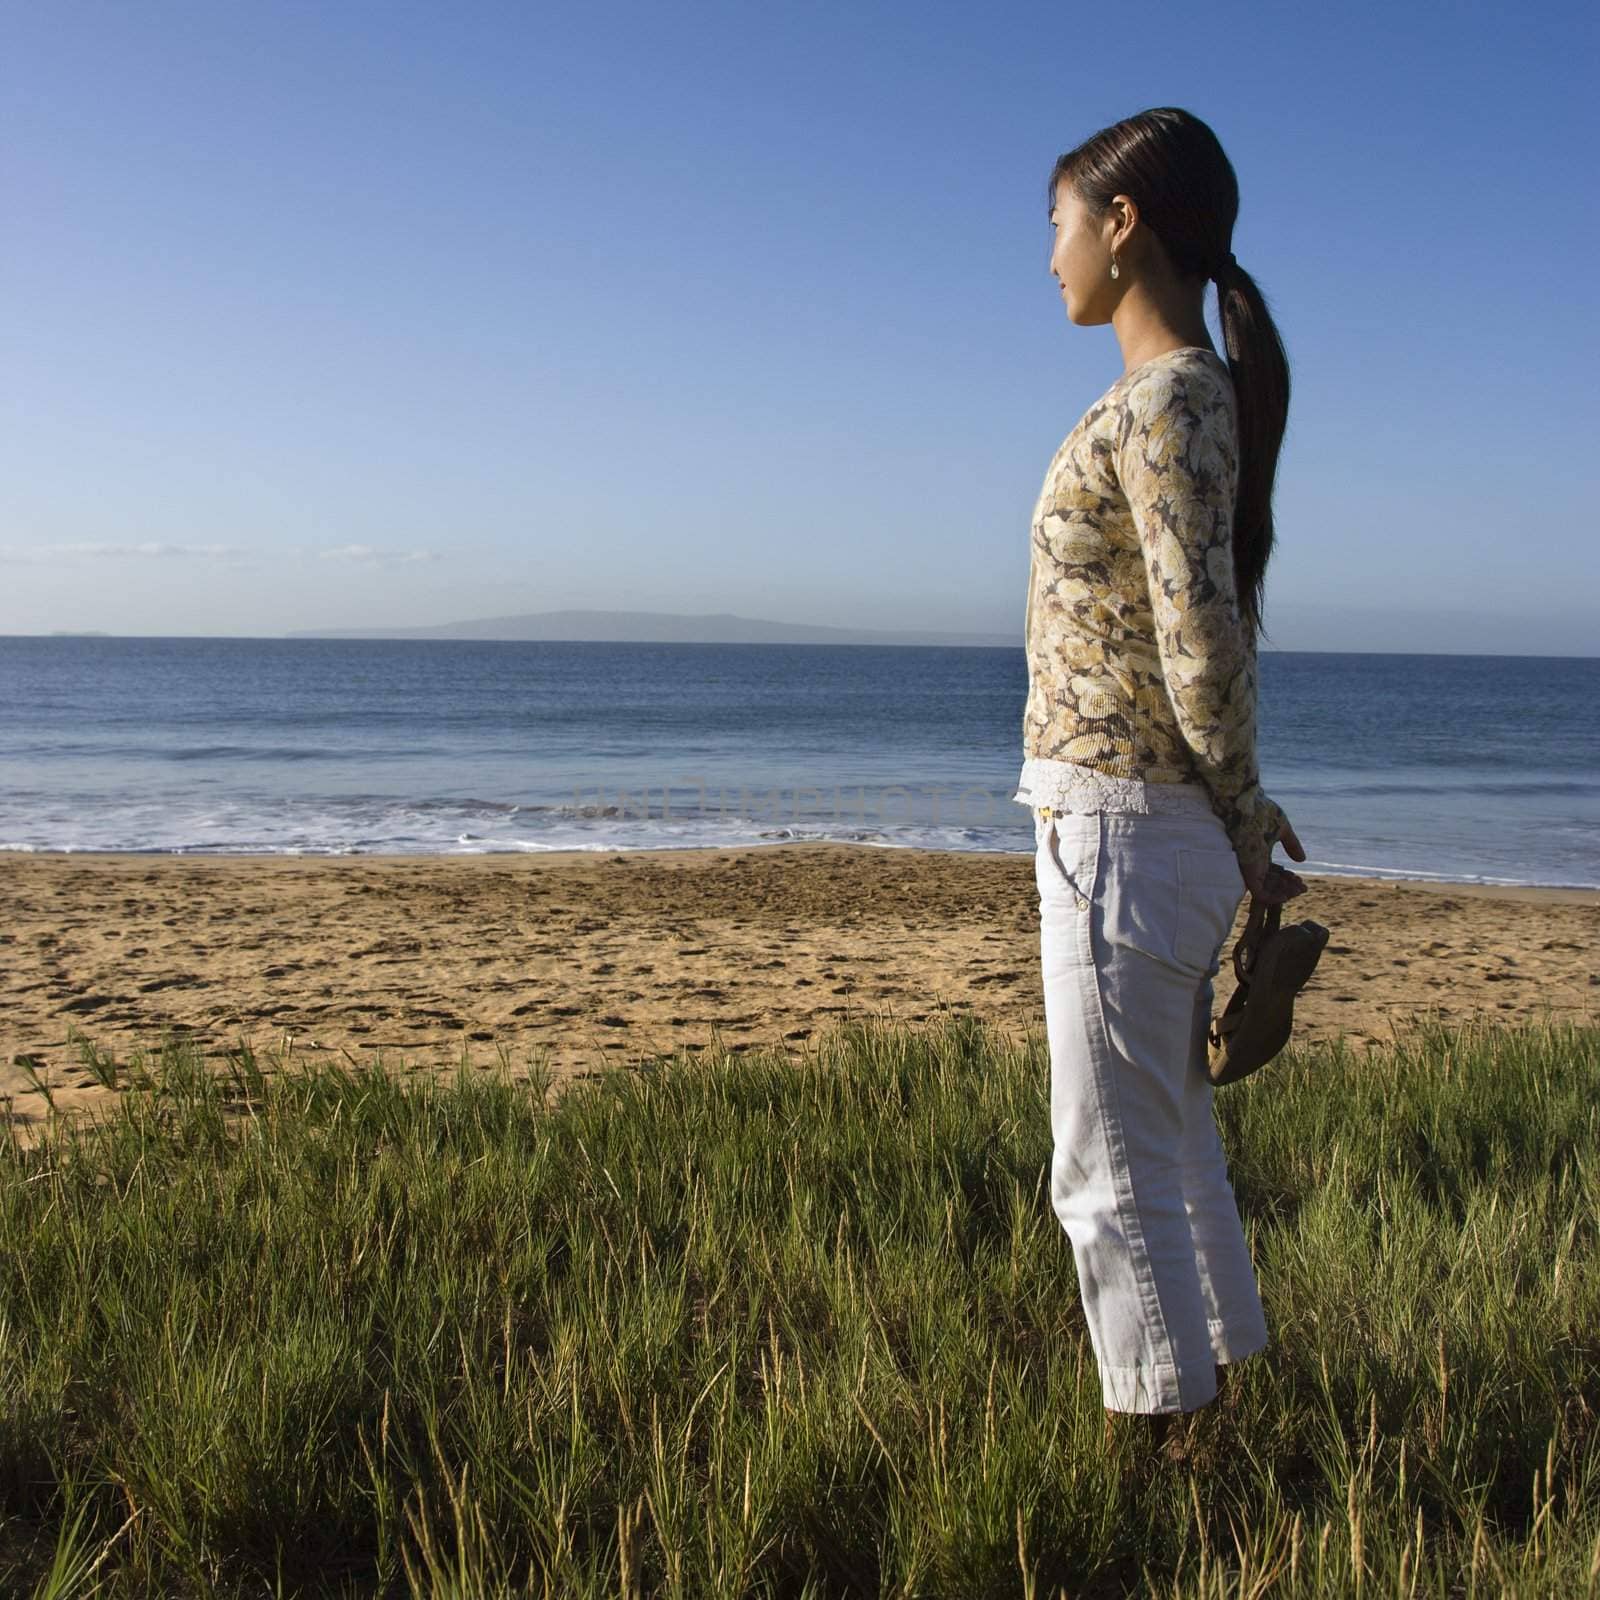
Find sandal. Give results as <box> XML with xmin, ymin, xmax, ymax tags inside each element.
<box><xmin>1206</xmin><ymin>896</ymin><xmax>1331</xmax><ymax>1086</ymax></box>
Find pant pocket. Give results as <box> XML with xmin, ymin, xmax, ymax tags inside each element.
<box><xmin>1175</xmin><ymin>847</ymin><xmax>1246</xmax><ymax>975</ymax></box>
<box><xmin>1035</xmin><ymin>812</ymin><xmax>1096</xmax><ymax>904</ymax></box>
<box><xmin>1099</xmin><ymin>837</ymin><xmax>1183</xmax><ymax>969</ymax></box>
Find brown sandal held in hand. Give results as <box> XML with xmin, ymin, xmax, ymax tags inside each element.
<box><xmin>1206</xmin><ymin>896</ymin><xmax>1331</xmax><ymax>1086</ymax></box>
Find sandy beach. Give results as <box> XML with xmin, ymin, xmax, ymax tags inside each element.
<box><xmin>4</xmin><ymin>844</ymin><xmax>1596</xmax><ymax>1150</ymax></box>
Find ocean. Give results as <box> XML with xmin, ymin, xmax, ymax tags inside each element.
<box><xmin>0</xmin><ymin>637</ymin><xmax>1594</xmax><ymax>889</ymax></box>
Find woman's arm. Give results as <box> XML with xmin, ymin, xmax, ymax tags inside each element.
<box><xmin>1115</xmin><ymin>363</ymin><xmax>1290</xmax><ymax>882</ymax></box>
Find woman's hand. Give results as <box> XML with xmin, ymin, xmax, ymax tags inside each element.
<box><xmin>1241</xmin><ymin>815</ymin><xmax>1308</xmax><ymax>905</ymax></box>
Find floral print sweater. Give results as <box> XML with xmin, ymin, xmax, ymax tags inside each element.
<box><xmin>1019</xmin><ymin>345</ymin><xmax>1287</xmax><ymax>875</ymax></box>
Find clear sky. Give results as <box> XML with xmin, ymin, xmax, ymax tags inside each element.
<box><xmin>4</xmin><ymin>0</ymin><xmax>1596</xmax><ymax>652</ymax></box>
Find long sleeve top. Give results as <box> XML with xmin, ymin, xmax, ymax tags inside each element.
<box><xmin>1015</xmin><ymin>345</ymin><xmax>1287</xmax><ymax>876</ymax></box>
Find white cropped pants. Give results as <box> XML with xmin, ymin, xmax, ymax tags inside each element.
<box><xmin>1034</xmin><ymin>803</ymin><xmax>1269</xmax><ymax>1414</ymax></box>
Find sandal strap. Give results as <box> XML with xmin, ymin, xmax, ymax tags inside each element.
<box><xmin>1232</xmin><ymin>897</ymin><xmax>1282</xmax><ymax>984</ymax></box>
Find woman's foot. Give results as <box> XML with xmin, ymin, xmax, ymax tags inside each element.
<box><xmin>1103</xmin><ymin>1367</ymin><xmax>1233</xmax><ymax>1470</ymax></box>
<box><xmin>1215</xmin><ymin>1360</ymin><xmax>1247</xmax><ymax>1413</ymax></box>
<box><xmin>1102</xmin><ymin>1404</ymin><xmax>1195</xmax><ymax>1467</ymax></box>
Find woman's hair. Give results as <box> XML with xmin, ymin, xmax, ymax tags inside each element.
<box><xmin>1048</xmin><ymin>107</ymin><xmax>1289</xmax><ymax>643</ymax></box>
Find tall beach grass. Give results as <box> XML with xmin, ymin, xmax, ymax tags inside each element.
<box><xmin>2</xmin><ymin>1008</ymin><xmax>1597</xmax><ymax>1597</ymax></box>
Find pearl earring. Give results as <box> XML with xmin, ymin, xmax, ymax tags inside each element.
<box><xmin>1109</xmin><ymin>256</ymin><xmax>1120</xmax><ymax>280</ymax></box>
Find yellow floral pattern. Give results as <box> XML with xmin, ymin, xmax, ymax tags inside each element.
<box><xmin>1021</xmin><ymin>348</ymin><xmax>1287</xmax><ymax>874</ymax></box>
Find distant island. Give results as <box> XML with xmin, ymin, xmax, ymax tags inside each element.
<box><xmin>48</xmin><ymin>630</ymin><xmax>113</xmax><ymax>637</ymax></box>
<box><xmin>284</xmin><ymin>609</ymin><xmax>1018</xmax><ymax>647</ymax></box>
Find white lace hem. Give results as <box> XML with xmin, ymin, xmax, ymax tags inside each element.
<box><xmin>1012</xmin><ymin>755</ymin><xmax>1215</xmax><ymax>818</ymax></box>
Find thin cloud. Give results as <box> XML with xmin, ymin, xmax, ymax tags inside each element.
<box><xmin>317</xmin><ymin>544</ymin><xmax>440</xmax><ymax>564</ymax></box>
<box><xmin>0</xmin><ymin>542</ymin><xmax>440</xmax><ymax>566</ymax></box>
<box><xmin>0</xmin><ymin>541</ymin><xmax>252</xmax><ymax>563</ymax></box>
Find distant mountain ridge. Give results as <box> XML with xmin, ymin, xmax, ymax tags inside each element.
<box><xmin>284</xmin><ymin>608</ymin><xmax>1018</xmax><ymax>647</ymax></box>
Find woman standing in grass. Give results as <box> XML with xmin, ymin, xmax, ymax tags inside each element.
<box><xmin>1014</xmin><ymin>107</ymin><xmax>1309</xmax><ymax>1448</ymax></box>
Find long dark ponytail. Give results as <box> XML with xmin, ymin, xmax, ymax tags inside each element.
<box><xmin>1047</xmin><ymin>108</ymin><xmax>1289</xmax><ymax>643</ymax></box>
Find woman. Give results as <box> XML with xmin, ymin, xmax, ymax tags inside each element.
<box><xmin>1015</xmin><ymin>107</ymin><xmax>1310</xmax><ymax>1448</ymax></box>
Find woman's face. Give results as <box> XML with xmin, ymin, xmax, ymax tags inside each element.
<box><xmin>1049</xmin><ymin>179</ymin><xmax>1117</xmax><ymax>326</ymax></box>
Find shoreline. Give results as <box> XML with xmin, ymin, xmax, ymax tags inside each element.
<box><xmin>5</xmin><ymin>843</ymin><xmax>1596</xmax><ymax>1152</ymax></box>
<box><xmin>5</xmin><ymin>843</ymin><xmax>1596</xmax><ymax>904</ymax></box>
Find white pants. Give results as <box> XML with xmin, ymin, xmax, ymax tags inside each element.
<box><xmin>1034</xmin><ymin>804</ymin><xmax>1269</xmax><ymax>1414</ymax></box>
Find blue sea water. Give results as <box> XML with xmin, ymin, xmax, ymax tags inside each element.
<box><xmin>0</xmin><ymin>637</ymin><xmax>1595</xmax><ymax>888</ymax></box>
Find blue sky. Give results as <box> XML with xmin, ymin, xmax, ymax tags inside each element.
<box><xmin>3</xmin><ymin>0</ymin><xmax>1595</xmax><ymax>651</ymax></box>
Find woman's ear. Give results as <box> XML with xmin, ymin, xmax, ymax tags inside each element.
<box><xmin>1107</xmin><ymin>193</ymin><xmax>1140</xmax><ymax>255</ymax></box>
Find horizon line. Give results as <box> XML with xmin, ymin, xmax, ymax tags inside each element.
<box><xmin>4</xmin><ymin>633</ymin><xmax>1596</xmax><ymax>662</ymax></box>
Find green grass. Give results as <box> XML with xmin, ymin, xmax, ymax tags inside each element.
<box><xmin>2</xmin><ymin>1009</ymin><xmax>1597</xmax><ymax>1597</ymax></box>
